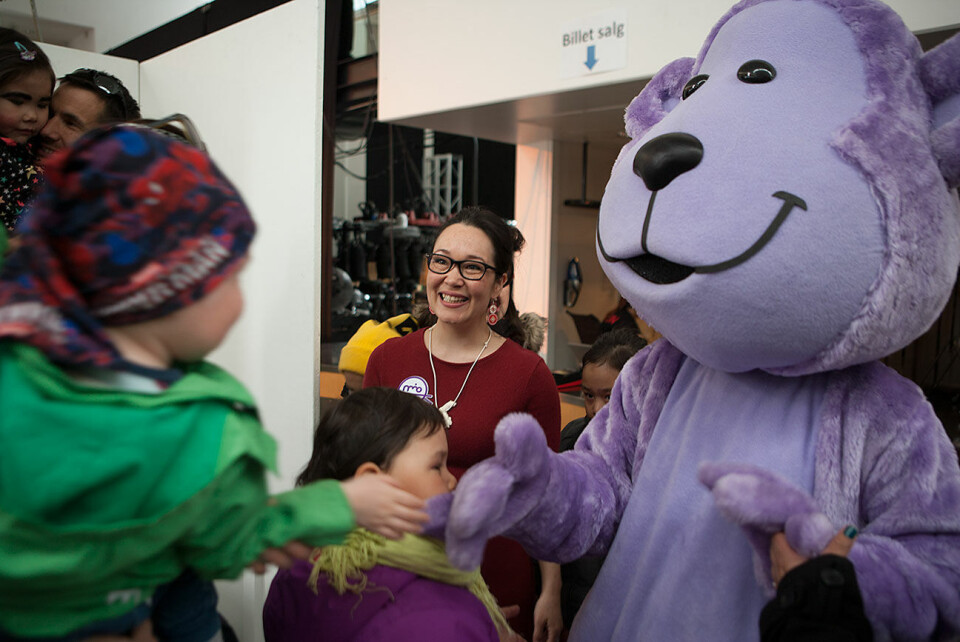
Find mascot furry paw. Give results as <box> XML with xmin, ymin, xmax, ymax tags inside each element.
<box><xmin>446</xmin><ymin>0</ymin><xmax>960</xmax><ymax>639</ymax></box>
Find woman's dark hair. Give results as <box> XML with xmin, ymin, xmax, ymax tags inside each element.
<box><xmin>0</xmin><ymin>28</ymin><xmax>54</xmax><ymax>93</ymax></box>
<box><xmin>583</xmin><ymin>328</ymin><xmax>646</xmax><ymax>371</ymax></box>
<box><xmin>297</xmin><ymin>387</ymin><xmax>446</xmax><ymax>485</ymax></box>
<box><xmin>491</xmin><ymin>295</ymin><xmax>523</xmax><ymax>346</ymax></box>
<box><xmin>416</xmin><ymin>206</ymin><xmax>527</xmax><ymax>342</ymax></box>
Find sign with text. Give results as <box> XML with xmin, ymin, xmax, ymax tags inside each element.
<box><xmin>559</xmin><ymin>7</ymin><xmax>628</xmax><ymax>79</ymax></box>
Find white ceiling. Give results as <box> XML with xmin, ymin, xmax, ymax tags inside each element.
<box><xmin>390</xmin><ymin>77</ymin><xmax>647</xmax><ymax>146</ymax></box>
<box><xmin>0</xmin><ymin>0</ymin><xmax>209</xmax><ymax>52</ymax></box>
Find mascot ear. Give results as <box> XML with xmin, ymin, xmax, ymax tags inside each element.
<box><xmin>919</xmin><ymin>32</ymin><xmax>960</xmax><ymax>189</ymax></box>
<box><xmin>624</xmin><ymin>57</ymin><xmax>695</xmax><ymax>139</ymax></box>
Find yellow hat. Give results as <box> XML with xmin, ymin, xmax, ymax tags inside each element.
<box><xmin>338</xmin><ymin>313</ymin><xmax>419</xmax><ymax>375</ymax></box>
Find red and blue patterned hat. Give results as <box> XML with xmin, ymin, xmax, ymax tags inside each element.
<box><xmin>0</xmin><ymin>124</ymin><xmax>256</xmax><ymax>373</ymax></box>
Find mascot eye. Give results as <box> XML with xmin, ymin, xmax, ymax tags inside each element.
<box><xmin>682</xmin><ymin>74</ymin><xmax>709</xmax><ymax>100</ymax></box>
<box><xmin>737</xmin><ymin>60</ymin><xmax>776</xmax><ymax>84</ymax></box>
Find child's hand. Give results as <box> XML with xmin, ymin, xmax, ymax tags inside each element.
<box><xmin>249</xmin><ymin>540</ymin><xmax>312</xmax><ymax>574</ymax></box>
<box><xmin>533</xmin><ymin>590</ymin><xmax>563</xmax><ymax>642</ymax></box>
<box><xmin>341</xmin><ymin>474</ymin><xmax>428</xmax><ymax>539</ymax></box>
<box><xmin>770</xmin><ymin>526</ymin><xmax>857</xmax><ymax>587</ymax></box>
<box><xmin>498</xmin><ymin>606</ymin><xmax>527</xmax><ymax>642</ymax></box>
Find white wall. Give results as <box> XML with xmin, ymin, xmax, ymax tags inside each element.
<box><xmin>41</xmin><ymin>43</ymin><xmax>139</xmax><ymax>99</ymax></box>
<box><xmin>379</xmin><ymin>0</ymin><xmax>960</xmax><ymax>123</ymax></box>
<box><xmin>138</xmin><ymin>1</ymin><xmax>323</xmax><ymax>639</ymax></box>
<box><xmin>549</xmin><ymin>141</ymin><xmax>625</xmax><ymax>372</ymax></box>
<box><xmin>140</xmin><ymin>0</ymin><xmax>323</xmax><ymax>495</ymax></box>
<box><xmin>513</xmin><ymin>140</ymin><xmax>553</xmax><ymax>356</ymax></box>
<box><xmin>0</xmin><ymin>0</ymin><xmax>209</xmax><ymax>52</ymax></box>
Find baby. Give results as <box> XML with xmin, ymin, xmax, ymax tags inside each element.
<box><xmin>0</xmin><ymin>125</ymin><xmax>426</xmax><ymax>641</ymax></box>
<box><xmin>0</xmin><ymin>28</ymin><xmax>53</xmax><ymax>238</ymax></box>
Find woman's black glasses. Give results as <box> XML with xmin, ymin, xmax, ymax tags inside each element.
<box><xmin>426</xmin><ymin>254</ymin><xmax>495</xmax><ymax>280</ymax></box>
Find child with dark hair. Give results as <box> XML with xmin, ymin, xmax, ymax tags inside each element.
<box><xmin>0</xmin><ymin>27</ymin><xmax>54</xmax><ymax>237</ymax></box>
<box><xmin>0</xmin><ymin>126</ymin><xmax>427</xmax><ymax>641</ymax></box>
<box><xmin>264</xmin><ymin>387</ymin><xmax>514</xmax><ymax>642</ymax></box>
<box><xmin>559</xmin><ymin>328</ymin><xmax>646</xmax><ymax>629</ymax></box>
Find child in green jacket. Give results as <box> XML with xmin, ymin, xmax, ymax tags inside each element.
<box><xmin>0</xmin><ymin>125</ymin><xmax>428</xmax><ymax>641</ymax></box>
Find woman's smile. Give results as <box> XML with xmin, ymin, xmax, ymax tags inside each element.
<box><xmin>427</xmin><ymin>223</ymin><xmax>503</xmax><ymax>328</ymax></box>
<box><xmin>439</xmin><ymin>292</ymin><xmax>468</xmax><ymax>304</ymax></box>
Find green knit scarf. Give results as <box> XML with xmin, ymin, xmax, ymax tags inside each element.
<box><xmin>309</xmin><ymin>529</ymin><xmax>510</xmax><ymax>637</ymax></box>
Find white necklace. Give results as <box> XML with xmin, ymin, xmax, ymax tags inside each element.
<box><xmin>428</xmin><ymin>326</ymin><xmax>493</xmax><ymax>428</ymax></box>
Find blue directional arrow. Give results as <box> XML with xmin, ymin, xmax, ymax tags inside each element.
<box><xmin>585</xmin><ymin>45</ymin><xmax>598</xmax><ymax>70</ymax></box>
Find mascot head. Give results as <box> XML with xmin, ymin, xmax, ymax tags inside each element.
<box><xmin>598</xmin><ymin>0</ymin><xmax>960</xmax><ymax>375</ymax></box>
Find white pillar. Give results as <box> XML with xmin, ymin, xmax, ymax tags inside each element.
<box><xmin>512</xmin><ymin>139</ymin><xmax>554</xmax><ymax>364</ymax></box>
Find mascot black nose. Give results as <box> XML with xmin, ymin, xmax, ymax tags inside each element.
<box><xmin>633</xmin><ymin>133</ymin><xmax>704</xmax><ymax>191</ymax></box>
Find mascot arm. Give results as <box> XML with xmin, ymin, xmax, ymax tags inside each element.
<box><xmin>700</xmin><ymin>369</ymin><xmax>960</xmax><ymax>639</ymax></box>
<box><xmin>844</xmin><ymin>390</ymin><xmax>960</xmax><ymax>640</ymax></box>
<box><xmin>444</xmin><ymin>341</ymin><xmax>683</xmax><ymax>570</ymax></box>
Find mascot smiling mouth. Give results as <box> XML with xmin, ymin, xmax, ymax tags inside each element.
<box><xmin>598</xmin><ymin>190</ymin><xmax>807</xmax><ymax>284</ymax></box>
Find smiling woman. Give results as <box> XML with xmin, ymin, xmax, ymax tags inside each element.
<box><xmin>363</xmin><ymin>206</ymin><xmax>563</xmax><ymax>640</ymax></box>
<box><xmin>0</xmin><ymin>28</ymin><xmax>53</xmax><ymax>237</ymax></box>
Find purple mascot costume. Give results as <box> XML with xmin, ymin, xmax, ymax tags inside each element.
<box><xmin>438</xmin><ymin>0</ymin><xmax>960</xmax><ymax>640</ymax></box>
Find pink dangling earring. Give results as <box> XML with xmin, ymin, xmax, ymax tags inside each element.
<box><xmin>487</xmin><ymin>301</ymin><xmax>499</xmax><ymax>325</ymax></box>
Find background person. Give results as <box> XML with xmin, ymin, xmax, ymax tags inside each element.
<box><xmin>0</xmin><ymin>28</ymin><xmax>53</xmax><ymax>237</ymax></box>
<box><xmin>338</xmin><ymin>313</ymin><xmax>418</xmax><ymax>396</ymax></box>
<box><xmin>558</xmin><ymin>328</ymin><xmax>646</xmax><ymax>630</ymax></box>
<box><xmin>364</xmin><ymin>206</ymin><xmax>563</xmax><ymax>641</ymax></box>
<box><xmin>34</xmin><ymin>67</ymin><xmax>139</xmax><ymax>158</ymax></box>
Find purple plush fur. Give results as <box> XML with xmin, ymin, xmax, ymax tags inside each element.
<box><xmin>423</xmin><ymin>492</ymin><xmax>453</xmax><ymax>540</ymax></box>
<box><xmin>691</xmin><ymin>0</ymin><xmax>960</xmax><ymax>375</ymax></box>
<box><xmin>698</xmin><ymin>461</ymin><xmax>835</xmax><ymax>593</ymax></box>
<box><xmin>447</xmin><ymin>343</ymin><xmax>686</xmax><ymax>570</ymax></box>
<box><xmin>920</xmin><ymin>35</ymin><xmax>960</xmax><ymax>187</ymax></box>
<box><xmin>449</xmin><ymin>341</ymin><xmax>960</xmax><ymax>638</ymax></box>
<box><xmin>624</xmin><ymin>57</ymin><xmax>695</xmax><ymax>140</ymax></box>
<box><xmin>446</xmin><ymin>412</ymin><xmax>623</xmax><ymax>568</ymax></box>
<box><xmin>446</xmin><ymin>1</ymin><xmax>960</xmax><ymax>639</ymax></box>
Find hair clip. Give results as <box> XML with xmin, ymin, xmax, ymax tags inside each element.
<box><xmin>14</xmin><ymin>42</ymin><xmax>36</xmax><ymax>61</ymax></box>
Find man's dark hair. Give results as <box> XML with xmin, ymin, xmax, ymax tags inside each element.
<box><xmin>296</xmin><ymin>387</ymin><xmax>446</xmax><ymax>485</ymax></box>
<box><xmin>59</xmin><ymin>68</ymin><xmax>140</xmax><ymax>122</ymax></box>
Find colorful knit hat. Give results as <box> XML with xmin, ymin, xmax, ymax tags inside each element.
<box><xmin>338</xmin><ymin>313</ymin><xmax>418</xmax><ymax>375</ymax></box>
<box><xmin>0</xmin><ymin>124</ymin><xmax>256</xmax><ymax>372</ymax></box>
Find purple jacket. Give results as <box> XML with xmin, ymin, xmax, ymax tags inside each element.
<box><xmin>262</xmin><ymin>560</ymin><xmax>499</xmax><ymax>642</ymax></box>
